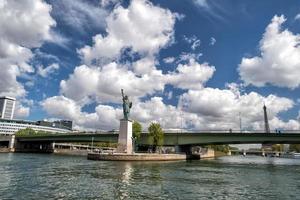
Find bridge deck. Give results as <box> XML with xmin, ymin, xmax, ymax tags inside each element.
<box><xmin>16</xmin><ymin>132</ymin><xmax>300</xmax><ymax>145</ymax></box>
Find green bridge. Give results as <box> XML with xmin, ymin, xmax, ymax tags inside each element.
<box><xmin>16</xmin><ymin>132</ymin><xmax>300</xmax><ymax>146</ymax></box>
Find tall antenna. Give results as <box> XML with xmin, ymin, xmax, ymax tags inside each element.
<box><xmin>263</xmin><ymin>104</ymin><xmax>270</xmax><ymax>133</ymax></box>
<box><xmin>239</xmin><ymin>112</ymin><xmax>242</xmax><ymax>132</ymax></box>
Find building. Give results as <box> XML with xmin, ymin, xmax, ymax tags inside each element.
<box><xmin>0</xmin><ymin>118</ymin><xmax>72</xmax><ymax>135</ymax></box>
<box><xmin>36</xmin><ymin>120</ymin><xmax>73</xmax><ymax>130</ymax></box>
<box><xmin>0</xmin><ymin>96</ymin><xmax>16</xmax><ymax>120</ymax></box>
<box><xmin>53</xmin><ymin>120</ymin><xmax>73</xmax><ymax>130</ymax></box>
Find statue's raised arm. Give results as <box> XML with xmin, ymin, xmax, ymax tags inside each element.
<box><xmin>121</xmin><ymin>89</ymin><xmax>132</xmax><ymax>120</ymax></box>
<box><xmin>121</xmin><ymin>89</ymin><xmax>124</xmax><ymax>98</ymax></box>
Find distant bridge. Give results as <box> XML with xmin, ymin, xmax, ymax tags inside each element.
<box><xmin>16</xmin><ymin>132</ymin><xmax>300</xmax><ymax>146</ymax></box>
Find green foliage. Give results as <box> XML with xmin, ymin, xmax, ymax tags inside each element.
<box><xmin>16</xmin><ymin>128</ymin><xmax>36</xmax><ymax>136</ymax></box>
<box><xmin>289</xmin><ymin>144</ymin><xmax>300</xmax><ymax>152</ymax></box>
<box><xmin>272</xmin><ymin>144</ymin><xmax>283</xmax><ymax>152</ymax></box>
<box><xmin>71</xmin><ymin>142</ymin><xmax>117</xmax><ymax>148</ymax></box>
<box><xmin>148</xmin><ymin>122</ymin><xmax>164</xmax><ymax>148</ymax></box>
<box><xmin>132</xmin><ymin>121</ymin><xmax>142</xmax><ymax>140</ymax></box>
<box><xmin>206</xmin><ymin>144</ymin><xmax>230</xmax><ymax>153</ymax></box>
<box><xmin>15</xmin><ymin>128</ymin><xmax>53</xmax><ymax>136</ymax></box>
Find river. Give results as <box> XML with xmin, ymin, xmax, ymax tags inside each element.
<box><xmin>0</xmin><ymin>153</ymin><xmax>300</xmax><ymax>199</ymax></box>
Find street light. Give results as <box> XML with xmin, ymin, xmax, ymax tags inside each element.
<box><xmin>131</xmin><ymin>136</ymin><xmax>135</xmax><ymax>154</ymax></box>
<box><xmin>239</xmin><ymin>112</ymin><xmax>242</xmax><ymax>133</ymax></box>
<box><xmin>91</xmin><ymin>136</ymin><xmax>94</xmax><ymax>151</ymax></box>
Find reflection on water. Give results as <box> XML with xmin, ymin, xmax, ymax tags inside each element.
<box><xmin>0</xmin><ymin>154</ymin><xmax>300</xmax><ymax>199</ymax></box>
<box><xmin>116</xmin><ymin>162</ymin><xmax>133</xmax><ymax>199</ymax></box>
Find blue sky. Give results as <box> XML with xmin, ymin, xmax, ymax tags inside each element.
<box><xmin>1</xmin><ymin>0</ymin><xmax>300</xmax><ymax>131</ymax></box>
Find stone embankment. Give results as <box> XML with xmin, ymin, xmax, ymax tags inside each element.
<box><xmin>0</xmin><ymin>148</ymin><xmax>14</xmax><ymax>153</ymax></box>
<box><xmin>54</xmin><ymin>149</ymin><xmax>88</xmax><ymax>156</ymax></box>
<box><xmin>88</xmin><ymin>152</ymin><xmax>187</xmax><ymax>161</ymax></box>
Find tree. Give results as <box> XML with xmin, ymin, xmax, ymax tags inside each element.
<box><xmin>272</xmin><ymin>144</ymin><xmax>283</xmax><ymax>152</ymax></box>
<box><xmin>289</xmin><ymin>144</ymin><xmax>300</xmax><ymax>152</ymax></box>
<box><xmin>206</xmin><ymin>144</ymin><xmax>230</xmax><ymax>153</ymax></box>
<box><xmin>148</xmin><ymin>122</ymin><xmax>164</xmax><ymax>152</ymax></box>
<box><xmin>132</xmin><ymin>121</ymin><xmax>142</xmax><ymax>140</ymax></box>
<box><xmin>15</xmin><ymin>128</ymin><xmax>36</xmax><ymax>136</ymax></box>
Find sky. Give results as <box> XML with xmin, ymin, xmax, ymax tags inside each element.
<box><xmin>1</xmin><ymin>0</ymin><xmax>300</xmax><ymax>131</ymax></box>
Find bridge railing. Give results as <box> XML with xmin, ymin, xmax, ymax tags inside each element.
<box><xmin>154</xmin><ymin>129</ymin><xmax>300</xmax><ymax>134</ymax></box>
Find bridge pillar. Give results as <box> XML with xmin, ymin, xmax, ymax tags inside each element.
<box><xmin>8</xmin><ymin>135</ymin><xmax>15</xmax><ymax>150</ymax></box>
<box><xmin>175</xmin><ymin>145</ymin><xmax>180</xmax><ymax>153</ymax></box>
<box><xmin>51</xmin><ymin>142</ymin><xmax>55</xmax><ymax>149</ymax></box>
<box><xmin>227</xmin><ymin>150</ymin><xmax>232</xmax><ymax>156</ymax></box>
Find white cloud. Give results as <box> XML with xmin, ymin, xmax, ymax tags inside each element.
<box><xmin>60</xmin><ymin>58</ymin><xmax>215</xmax><ymax>104</ymax></box>
<box><xmin>42</xmin><ymin>95</ymin><xmax>186</xmax><ymax>131</ymax></box>
<box><xmin>14</xmin><ymin>104</ymin><xmax>30</xmax><ymax>119</ymax></box>
<box><xmin>42</xmin><ymin>87</ymin><xmax>299</xmax><ymax>131</ymax></box>
<box><xmin>49</xmin><ymin>0</ymin><xmax>107</xmax><ymax>33</ymax></box>
<box><xmin>34</xmin><ymin>49</ymin><xmax>59</xmax><ymax>63</ymax></box>
<box><xmin>130</xmin><ymin>90</ymin><xmax>297</xmax><ymax>131</ymax></box>
<box><xmin>192</xmin><ymin>0</ymin><xmax>209</xmax><ymax>8</ymax></box>
<box><xmin>295</xmin><ymin>14</ymin><xmax>300</xmax><ymax>21</ymax></box>
<box><xmin>100</xmin><ymin>0</ymin><xmax>121</xmax><ymax>7</ymax></box>
<box><xmin>178</xmin><ymin>52</ymin><xmax>203</xmax><ymax>62</ymax></box>
<box><xmin>60</xmin><ymin>65</ymin><xmax>101</xmax><ymax>104</ymax></box>
<box><xmin>163</xmin><ymin>57</ymin><xmax>175</xmax><ymax>64</ymax></box>
<box><xmin>42</xmin><ymin>96</ymin><xmax>81</xmax><ymax>120</ymax></box>
<box><xmin>60</xmin><ymin>63</ymin><xmax>165</xmax><ymax>104</ymax></box>
<box><xmin>183</xmin><ymin>35</ymin><xmax>201</xmax><ymax>50</ymax></box>
<box><xmin>210</xmin><ymin>37</ymin><xmax>216</xmax><ymax>45</ymax></box>
<box><xmin>0</xmin><ymin>0</ymin><xmax>56</xmax><ymax>97</ymax></box>
<box><xmin>40</xmin><ymin>2</ymin><xmax>299</xmax><ymax>132</ymax></box>
<box><xmin>167</xmin><ymin>59</ymin><xmax>215</xmax><ymax>90</ymax></box>
<box><xmin>191</xmin><ymin>0</ymin><xmax>227</xmax><ymax>22</ymax></box>
<box><xmin>0</xmin><ymin>0</ymin><xmax>55</xmax><ymax>47</ymax></box>
<box><xmin>166</xmin><ymin>91</ymin><xmax>173</xmax><ymax>100</ymax></box>
<box><xmin>132</xmin><ymin>56</ymin><xmax>157</xmax><ymax>75</ymax></box>
<box><xmin>131</xmin><ymin>97</ymin><xmax>187</xmax><ymax>129</ymax></box>
<box><xmin>78</xmin><ymin>0</ymin><xmax>177</xmax><ymax>64</ymax></box>
<box><xmin>239</xmin><ymin>15</ymin><xmax>300</xmax><ymax>88</ymax></box>
<box><xmin>269</xmin><ymin>117</ymin><xmax>300</xmax><ymax>131</ymax></box>
<box><xmin>178</xmin><ymin>87</ymin><xmax>295</xmax><ymax>130</ymax></box>
<box><xmin>42</xmin><ymin>95</ymin><xmax>122</xmax><ymax>130</ymax></box>
<box><xmin>37</xmin><ymin>63</ymin><xmax>59</xmax><ymax>78</ymax></box>
<box><xmin>62</xmin><ymin>0</ymin><xmax>216</xmax><ymax>107</ymax></box>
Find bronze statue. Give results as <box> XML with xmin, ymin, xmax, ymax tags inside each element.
<box><xmin>121</xmin><ymin>89</ymin><xmax>132</xmax><ymax>120</ymax></box>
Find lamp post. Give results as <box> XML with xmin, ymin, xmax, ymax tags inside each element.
<box><xmin>131</xmin><ymin>137</ymin><xmax>136</xmax><ymax>154</ymax></box>
<box><xmin>91</xmin><ymin>136</ymin><xmax>94</xmax><ymax>152</ymax></box>
<box><xmin>239</xmin><ymin>112</ymin><xmax>242</xmax><ymax>133</ymax></box>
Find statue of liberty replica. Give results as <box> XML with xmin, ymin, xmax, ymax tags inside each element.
<box><xmin>117</xmin><ymin>89</ymin><xmax>133</xmax><ymax>154</ymax></box>
<box><xmin>121</xmin><ymin>89</ymin><xmax>132</xmax><ymax>120</ymax></box>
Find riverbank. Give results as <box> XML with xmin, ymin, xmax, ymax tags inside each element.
<box><xmin>54</xmin><ymin>149</ymin><xmax>88</xmax><ymax>156</ymax></box>
<box><xmin>0</xmin><ymin>148</ymin><xmax>14</xmax><ymax>153</ymax></box>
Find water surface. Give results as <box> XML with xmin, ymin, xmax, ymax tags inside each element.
<box><xmin>0</xmin><ymin>153</ymin><xmax>300</xmax><ymax>199</ymax></box>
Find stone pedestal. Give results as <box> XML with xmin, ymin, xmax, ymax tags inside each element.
<box><xmin>116</xmin><ymin>119</ymin><xmax>133</xmax><ymax>154</ymax></box>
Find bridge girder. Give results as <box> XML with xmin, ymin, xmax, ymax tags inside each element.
<box><xmin>16</xmin><ymin>132</ymin><xmax>300</xmax><ymax>146</ymax></box>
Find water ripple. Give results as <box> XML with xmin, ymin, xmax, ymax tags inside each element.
<box><xmin>0</xmin><ymin>154</ymin><xmax>300</xmax><ymax>199</ymax></box>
